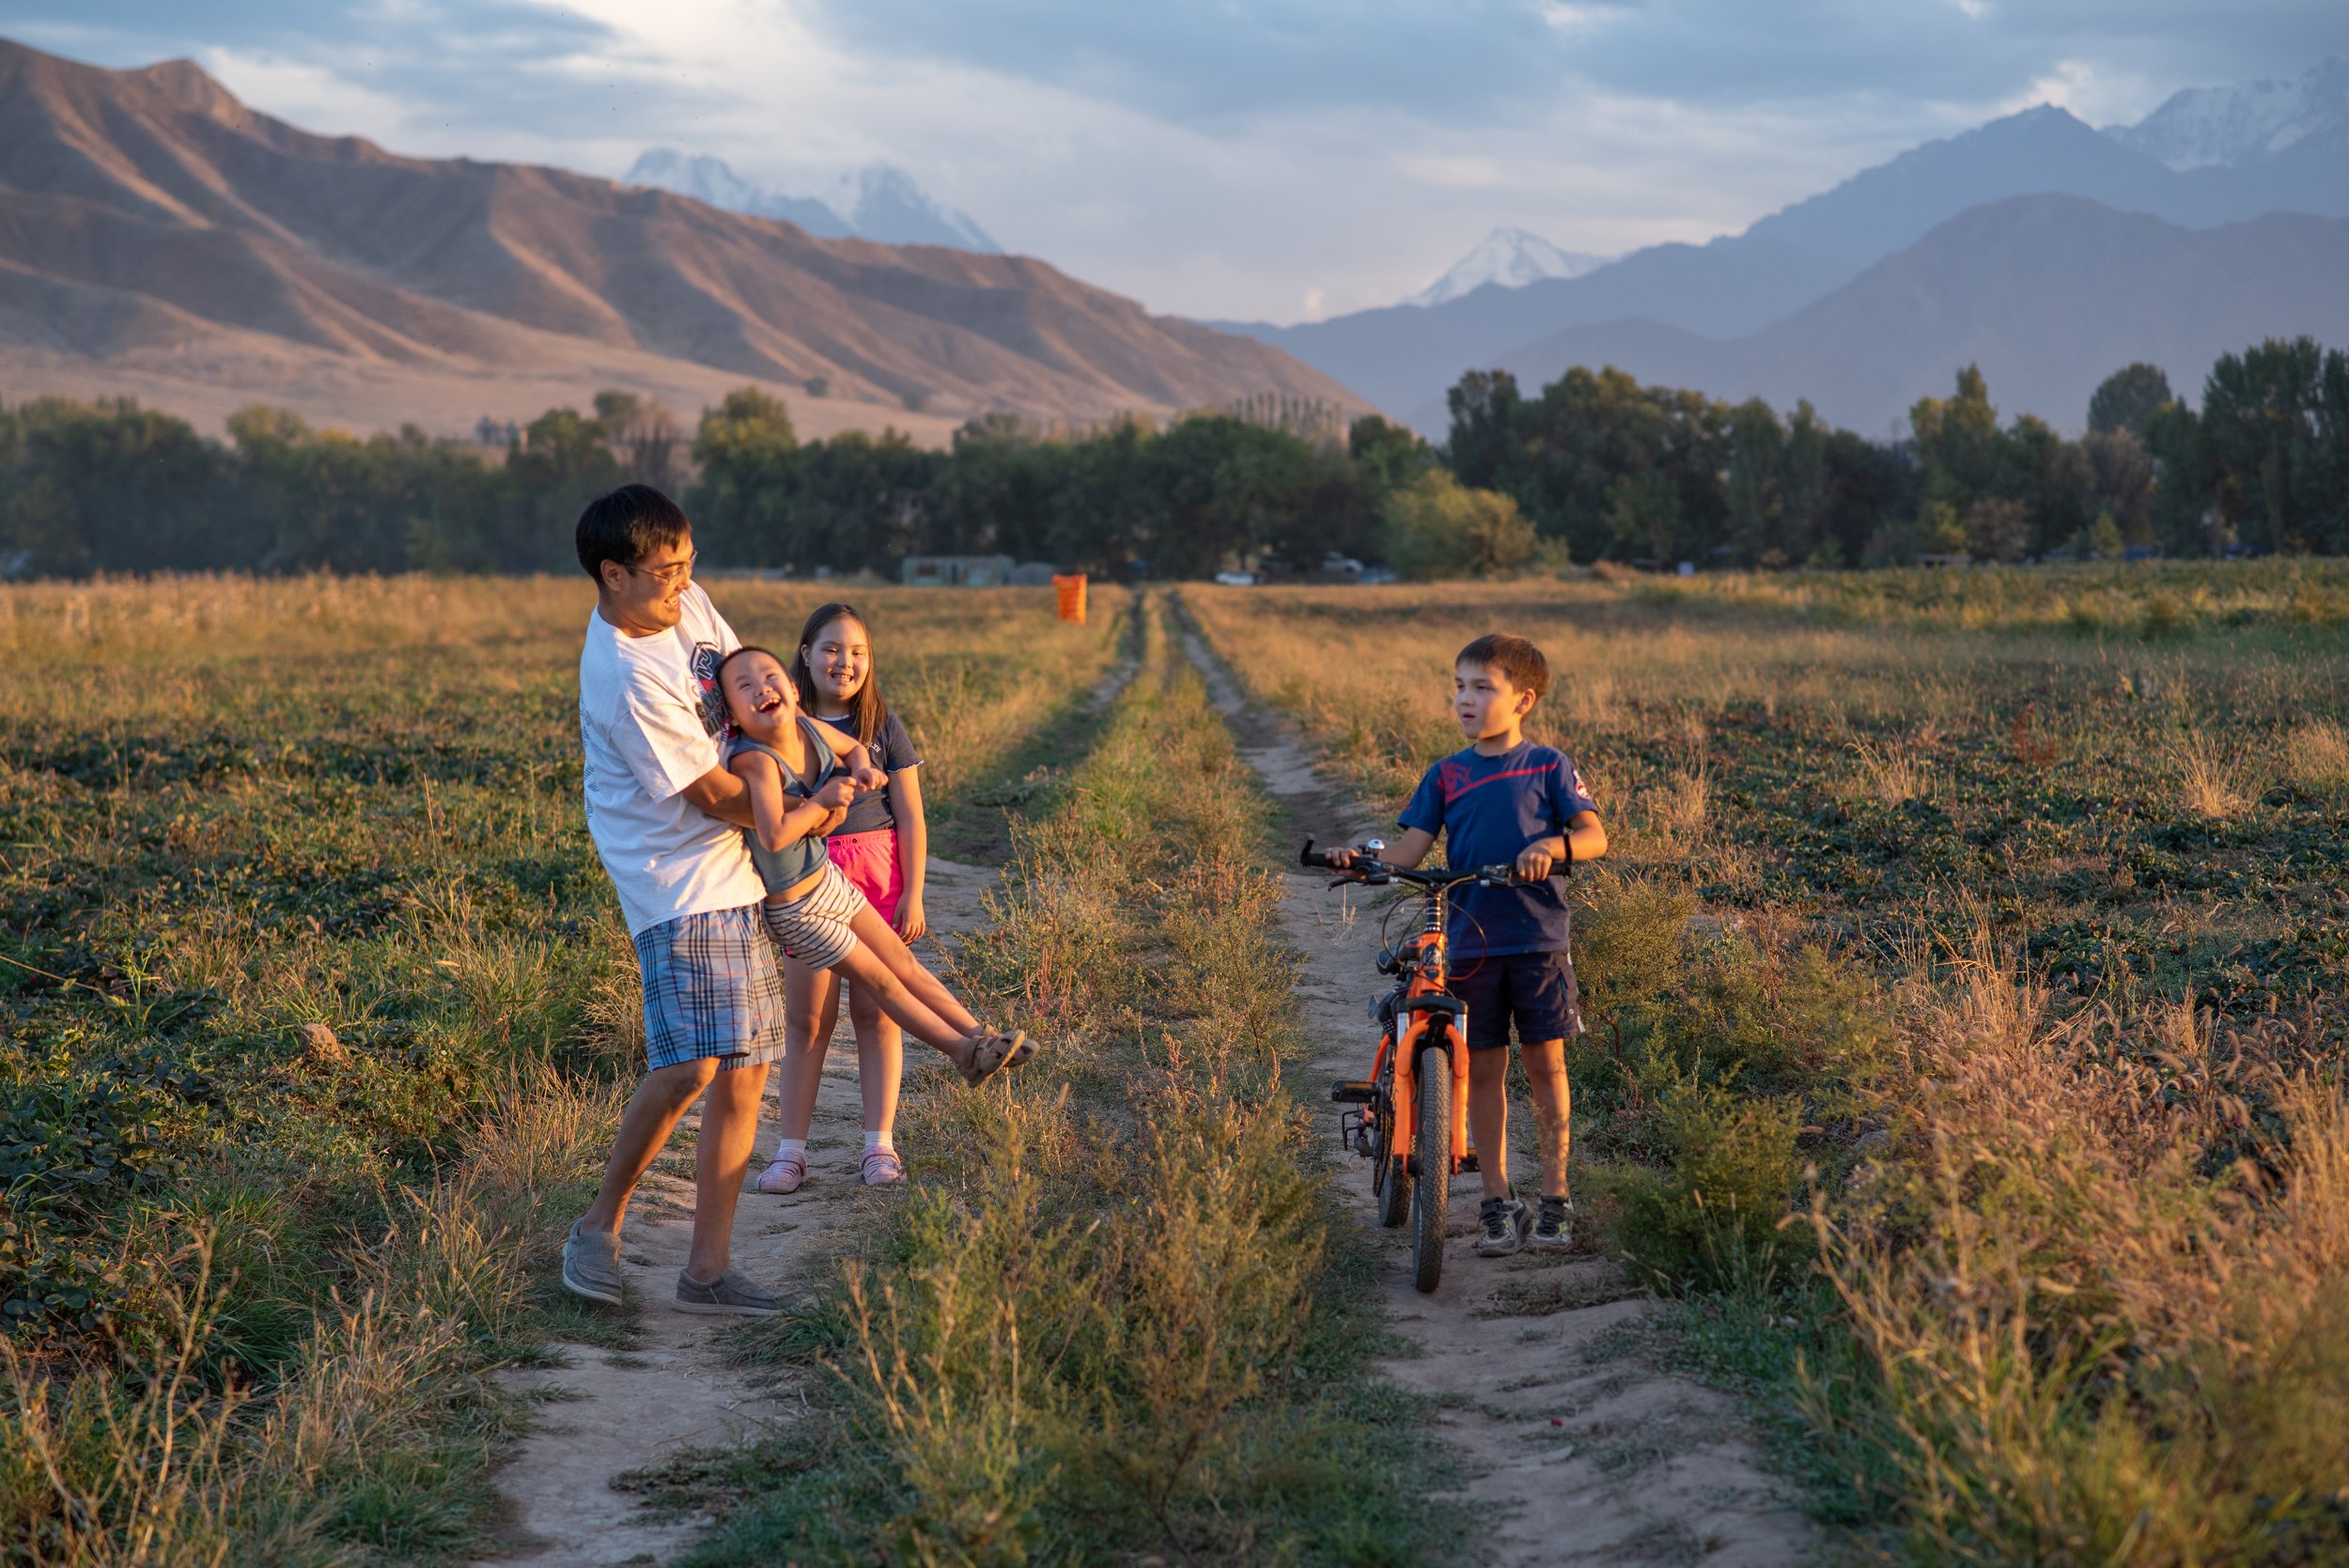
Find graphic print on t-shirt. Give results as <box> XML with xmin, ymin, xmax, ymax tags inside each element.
<box><xmin>690</xmin><ymin>642</ymin><xmax>723</xmax><ymax>737</ymax></box>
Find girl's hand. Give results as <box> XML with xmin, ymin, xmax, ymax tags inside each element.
<box><xmin>852</xmin><ymin>763</ymin><xmax>889</xmax><ymax>792</ymax></box>
<box><xmin>814</xmin><ymin>777</ymin><xmax>857</xmax><ymax>811</ymax></box>
<box><xmin>894</xmin><ymin>894</ymin><xmax>926</xmax><ymax>942</ymax></box>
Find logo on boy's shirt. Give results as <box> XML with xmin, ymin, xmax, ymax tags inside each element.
<box><xmin>1569</xmin><ymin>763</ymin><xmax>1591</xmax><ymax>800</ymax></box>
<box><xmin>690</xmin><ymin>643</ymin><xmax>723</xmax><ymax>737</ymax></box>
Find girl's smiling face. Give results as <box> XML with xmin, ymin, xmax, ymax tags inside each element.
<box><xmin>801</xmin><ymin>616</ymin><xmax>870</xmax><ymax>711</ymax></box>
<box><xmin>723</xmin><ymin>649</ymin><xmax>797</xmax><ymax>739</ymax></box>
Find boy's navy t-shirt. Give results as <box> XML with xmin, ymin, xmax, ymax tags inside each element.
<box><xmin>1397</xmin><ymin>741</ymin><xmax>1597</xmax><ymax>960</ymax></box>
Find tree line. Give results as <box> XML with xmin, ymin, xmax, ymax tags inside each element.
<box><xmin>3</xmin><ymin>337</ymin><xmax>2343</xmax><ymax>580</ymax></box>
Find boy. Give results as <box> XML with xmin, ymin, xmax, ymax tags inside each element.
<box><xmin>1334</xmin><ymin>633</ymin><xmax>1607</xmax><ymax>1256</ymax></box>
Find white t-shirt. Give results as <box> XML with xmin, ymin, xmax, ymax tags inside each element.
<box><xmin>577</xmin><ymin>583</ymin><xmax>766</xmax><ymax>937</ymax></box>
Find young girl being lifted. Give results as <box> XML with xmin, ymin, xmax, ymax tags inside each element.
<box><xmin>714</xmin><ymin>644</ymin><xmax>1034</xmax><ymax>1112</ymax></box>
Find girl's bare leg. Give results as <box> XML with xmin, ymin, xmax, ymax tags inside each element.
<box><xmin>847</xmin><ymin>980</ymin><xmax>903</xmax><ymax>1140</ymax></box>
<box><xmin>828</xmin><ymin>941</ymin><xmax>973</xmax><ymax>1060</ymax></box>
<box><xmin>774</xmin><ymin>956</ymin><xmax>836</xmax><ymax>1141</ymax></box>
<box><xmin>846</xmin><ymin>904</ymin><xmax>981</xmax><ymax>1036</ymax></box>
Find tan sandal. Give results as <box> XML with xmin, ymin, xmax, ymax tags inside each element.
<box><xmin>958</xmin><ymin>1032</ymin><xmax>1016</xmax><ymax>1086</ymax></box>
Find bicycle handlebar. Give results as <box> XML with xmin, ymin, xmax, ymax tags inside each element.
<box><xmin>1299</xmin><ymin>837</ymin><xmax>1525</xmax><ymax>889</ymax></box>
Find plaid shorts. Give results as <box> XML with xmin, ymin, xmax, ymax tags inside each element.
<box><xmin>632</xmin><ymin>904</ymin><xmax>787</xmax><ymax>1073</ymax></box>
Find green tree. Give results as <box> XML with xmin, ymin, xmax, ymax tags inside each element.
<box><xmin>2087</xmin><ymin>362</ymin><xmax>2174</xmax><ymax>439</ymax></box>
<box><xmin>1381</xmin><ymin>470</ymin><xmax>1535</xmax><ymax>580</ymax></box>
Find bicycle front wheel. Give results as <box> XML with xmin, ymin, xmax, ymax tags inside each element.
<box><xmin>1409</xmin><ymin>1043</ymin><xmax>1451</xmax><ymax>1294</ymax></box>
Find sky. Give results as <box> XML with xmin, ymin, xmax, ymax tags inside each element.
<box><xmin>3</xmin><ymin>2</ymin><xmax>2344</xmax><ymax>324</ymax></box>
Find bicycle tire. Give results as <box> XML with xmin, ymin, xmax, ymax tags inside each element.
<box><xmin>1410</xmin><ymin>1042</ymin><xmax>1451</xmax><ymax>1294</ymax></box>
<box><xmin>1375</xmin><ymin>1048</ymin><xmax>1408</xmax><ymax>1228</ymax></box>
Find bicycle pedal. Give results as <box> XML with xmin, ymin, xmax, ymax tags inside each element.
<box><xmin>1329</xmin><ymin>1080</ymin><xmax>1377</xmax><ymax>1104</ymax></box>
<box><xmin>1458</xmin><ymin>1150</ymin><xmax>1480</xmax><ymax>1174</ymax></box>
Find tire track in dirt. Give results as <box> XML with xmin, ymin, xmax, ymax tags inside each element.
<box><xmin>1177</xmin><ymin>618</ymin><xmax>1812</xmax><ymax>1568</ymax></box>
<box><xmin>474</xmin><ymin>856</ymin><xmax>1002</xmax><ymax>1568</ymax></box>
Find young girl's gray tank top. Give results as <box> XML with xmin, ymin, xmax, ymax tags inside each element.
<box><xmin>725</xmin><ymin>715</ymin><xmax>846</xmax><ymax>895</ymax></box>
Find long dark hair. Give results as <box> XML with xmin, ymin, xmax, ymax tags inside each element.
<box><xmin>792</xmin><ymin>602</ymin><xmax>887</xmax><ymax>745</ymax></box>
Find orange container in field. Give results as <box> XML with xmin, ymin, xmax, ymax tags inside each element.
<box><xmin>1051</xmin><ymin>573</ymin><xmax>1087</xmax><ymax>625</ymax></box>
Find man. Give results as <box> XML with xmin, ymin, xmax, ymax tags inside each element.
<box><xmin>561</xmin><ymin>484</ymin><xmax>785</xmax><ymax>1316</ymax></box>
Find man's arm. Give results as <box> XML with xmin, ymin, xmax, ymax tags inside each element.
<box><xmin>680</xmin><ymin>766</ymin><xmax>756</xmax><ymax>830</ymax></box>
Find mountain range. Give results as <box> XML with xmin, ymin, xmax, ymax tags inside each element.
<box><xmin>622</xmin><ymin>151</ymin><xmax>1000</xmax><ymax>253</ymax></box>
<box><xmin>0</xmin><ymin>39</ymin><xmax>1350</xmax><ymax>442</ymax></box>
<box><xmin>1222</xmin><ymin>57</ymin><xmax>2349</xmax><ymax>436</ymax></box>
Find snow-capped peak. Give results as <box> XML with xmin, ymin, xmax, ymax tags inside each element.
<box><xmin>622</xmin><ymin>149</ymin><xmax>998</xmax><ymax>252</ymax></box>
<box><xmin>2106</xmin><ymin>56</ymin><xmax>2349</xmax><ymax>170</ymax></box>
<box><xmin>1406</xmin><ymin>227</ymin><xmax>1610</xmax><ymax>308</ymax></box>
<box><xmin>825</xmin><ymin>165</ymin><xmax>1001</xmax><ymax>254</ymax></box>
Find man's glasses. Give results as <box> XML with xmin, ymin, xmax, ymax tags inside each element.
<box><xmin>626</xmin><ymin>549</ymin><xmax>697</xmax><ymax>587</ymax></box>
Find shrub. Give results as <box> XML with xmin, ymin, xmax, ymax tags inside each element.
<box><xmin>1609</xmin><ymin>1079</ymin><xmax>1808</xmax><ymax>1296</ymax></box>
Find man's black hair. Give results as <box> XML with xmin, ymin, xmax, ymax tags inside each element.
<box><xmin>576</xmin><ymin>484</ymin><xmax>691</xmax><ymax>580</ymax></box>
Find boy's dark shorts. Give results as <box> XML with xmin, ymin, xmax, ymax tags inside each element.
<box><xmin>1452</xmin><ymin>951</ymin><xmax>1581</xmax><ymax>1049</ymax></box>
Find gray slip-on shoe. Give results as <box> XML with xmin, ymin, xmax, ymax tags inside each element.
<box><xmin>674</xmin><ymin>1267</ymin><xmax>782</xmax><ymax>1316</ymax></box>
<box><xmin>562</xmin><ymin>1219</ymin><xmax>624</xmax><ymax>1306</ymax></box>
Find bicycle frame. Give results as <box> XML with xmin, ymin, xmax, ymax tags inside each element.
<box><xmin>1373</xmin><ymin>893</ymin><xmax>1472</xmax><ymax>1190</ymax></box>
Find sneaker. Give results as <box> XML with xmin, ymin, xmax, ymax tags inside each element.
<box><xmin>754</xmin><ymin>1154</ymin><xmax>806</xmax><ymax>1194</ymax></box>
<box><xmin>1475</xmin><ymin>1196</ymin><xmax>1530</xmax><ymax>1257</ymax></box>
<box><xmin>673</xmin><ymin>1267</ymin><xmax>782</xmax><ymax>1316</ymax></box>
<box><xmin>862</xmin><ymin>1148</ymin><xmax>905</xmax><ymax>1186</ymax></box>
<box><xmin>561</xmin><ymin>1219</ymin><xmax>624</xmax><ymax>1305</ymax></box>
<box><xmin>1529</xmin><ymin>1195</ymin><xmax>1576</xmax><ymax>1250</ymax></box>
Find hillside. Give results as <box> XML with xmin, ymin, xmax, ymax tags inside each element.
<box><xmin>1459</xmin><ymin>197</ymin><xmax>2349</xmax><ymax>436</ymax></box>
<box><xmin>0</xmin><ymin>39</ymin><xmax>1356</xmax><ymax>439</ymax></box>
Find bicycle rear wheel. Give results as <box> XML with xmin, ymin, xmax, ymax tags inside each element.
<box><xmin>1409</xmin><ymin>1043</ymin><xmax>1451</xmax><ymax>1294</ymax></box>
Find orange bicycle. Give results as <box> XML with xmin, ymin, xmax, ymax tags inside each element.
<box><xmin>1303</xmin><ymin>837</ymin><xmax>1521</xmax><ymax>1294</ymax></box>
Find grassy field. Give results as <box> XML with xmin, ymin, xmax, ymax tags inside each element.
<box><xmin>0</xmin><ymin>577</ymin><xmax>1125</xmax><ymax>1564</ymax></box>
<box><xmin>9</xmin><ymin>562</ymin><xmax>2348</xmax><ymax>1564</ymax></box>
<box><xmin>1190</xmin><ymin>565</ymin><xmax>2349</xmax><ymax>1562</ymax></box>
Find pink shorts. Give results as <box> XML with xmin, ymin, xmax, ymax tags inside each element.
<box><xmin>826</xmin><ymin>830</ymin><xmax>904</xmax><ymax>924</ymax></box>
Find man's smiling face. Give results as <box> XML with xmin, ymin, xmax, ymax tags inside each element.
<box><xmin>599</xmin><ymin>530</ymin><xmax>696</xmax><ymax>635</ymax></box>
<box><xmin>723</xmin><ymin>649</ymin><xmax>796</xmax><ymax>740</ymax></box>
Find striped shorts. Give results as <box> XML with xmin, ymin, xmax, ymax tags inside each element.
<box><xmin>760</xmin><ymin>861</ymin><xmax>868</xmax><ymax>971</ymax></box>
<box><xmin>632</xmin><ymin>904</ymin><xmax>787</xmax><ymax>1074</ymax></box>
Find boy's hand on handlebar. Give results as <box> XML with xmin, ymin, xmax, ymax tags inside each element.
<box><xmin>1514</xmin><ymin>845</ymin><xmax>1556</xmax><ymax>881</ymax></box>
<box><xmin>1321</xmin><ymin>846</ymin><xmax>1358</xmax><ymax>869</ymax></box>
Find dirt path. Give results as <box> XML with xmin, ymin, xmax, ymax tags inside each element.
<box><xmin>475</xmin><ymin>855</ymin><xmax>1001</xmax><ymax>1568</ymax></box>
<box><xmin>1178</xmin><ymin>623</ymin><xmax>1813</xmax><ymax>1568</ymax></box>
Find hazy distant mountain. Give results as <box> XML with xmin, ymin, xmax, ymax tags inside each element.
<box><xmin>1458</xmin><ymin>197</ymin><xmax>2349</xmax><ymax>438</ymax></box>
<box><xmin>827</xmin><ymin>165</ymin><xmax>1000</xmax><ymax>253</ymax></box>
<box><xmin>0</xmin><ymin>38</ymin><xmax>1351</xmax><ymax>435</ymax></box>
<box><xmin>1226</xmin><ymin>91</ymin><xmax>2349</xmax><ymax>425</ymax></box>
<box><xmin>1406</xmin><ymin>228</ymin><xmax>1609</xmax><ymax>307</ymax></box>
<box><xmin>623</xmin><ymin>149</ymin><xmax>850</xmax><ymax>236</ymax></box>
<box><xmin>2109</xmin><ymin>56</ymin><xmax>2349</xmax><ymax>170</ymax></box>
<box><xmin>624</xmin><ymin>149</ymin><xmax>998</xmax><ymax>253</ymax></box>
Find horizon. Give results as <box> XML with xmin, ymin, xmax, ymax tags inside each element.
<box><xmin>1</xmin><ymin>4</ymin><xmax>2343</xmax><ymax>325</ymax></box>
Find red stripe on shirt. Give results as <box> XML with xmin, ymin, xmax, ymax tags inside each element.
<box><xmin>1440</xmin><ymin>764</ymin><xmax>1554</xmax><ymax>802</ymax></box>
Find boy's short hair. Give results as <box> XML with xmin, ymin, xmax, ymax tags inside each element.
<box><xmin>576</xmin><ymin>484</ymin><xmax>690</xmax><ymax>580</ymax></box>
<box><xmin>1456</xmin><ymin>633</ymin><xmax>1549</xmax><ymax>700</ymax></box>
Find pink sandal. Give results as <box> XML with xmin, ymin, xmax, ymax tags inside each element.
<box><xmin>754</xmin><ymin>1154</ymin><xmax>806</xmax><ymax>1194</ymax></box>
<box><xmin>862</xmin><ymin>1148</ymin><xmax>905</xmax><ymax>1186</ymax></box>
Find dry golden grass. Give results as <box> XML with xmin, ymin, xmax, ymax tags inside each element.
<box><xmin>2281</xmin><ymin>718</ymin><xmax>2349</xmax><ymax>793</ymax></box>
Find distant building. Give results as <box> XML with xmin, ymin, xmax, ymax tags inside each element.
<box><xmin>1007</xmin><ymin>561</ymin><xmax>1061</xmax><ymax>586</ymax></box>
<box><xmin>901</xmin><ymin>554</ymin><xmax>1016</xmax><ymax>586</ymax></box>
